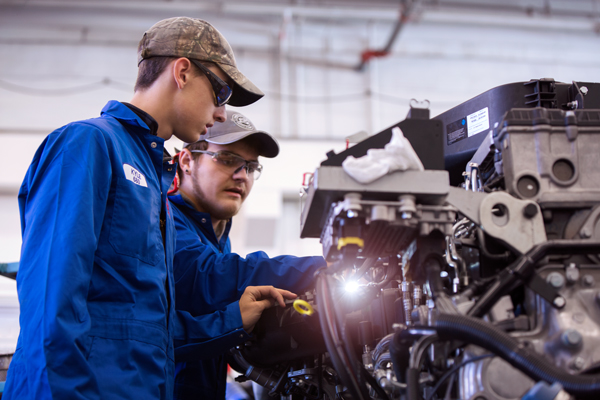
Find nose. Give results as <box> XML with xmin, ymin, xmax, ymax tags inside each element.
<box><xmin>232</xmin><ymin>164</ymin><xmax>250</xmax><ymax>180</ymax></box>
<box><xmin>214</xmin><ymin>105</ymin><xmax>227</xmax><ymax>123</ymax></box>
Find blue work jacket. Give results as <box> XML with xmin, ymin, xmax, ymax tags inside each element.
<box><xmin>4</xmin><ymin>101</ymin><xmax>190</xmax><ymax>400</ymax></box>
<box><xmin>168</xmin><ymin>194</ymin><xmax>326</xmax><ymax>400</ymax></box>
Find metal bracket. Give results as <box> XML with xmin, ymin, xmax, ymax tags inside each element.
<box><xmin>446</xmin><ymin>187</ymin><xmax>487</xmax><ymax>226</ymax></box>
<box><xmin>579</xmin><ymin>205</ymin><xmax>600</xmax><ymax>240</ymax></box>
<box><xmin>526</xmin><ymin>273</ymin><xmax>566</xmax><ymax>309</ymax></box>
<box><xmin>446</xmin><ymin>189</ymin><xmax>546</xmax><ymax>254</ymax></box>
<box><xmin>479</xmin><ymin>192</ymin><xmax>547</xmax><ymax>255</ymax></box>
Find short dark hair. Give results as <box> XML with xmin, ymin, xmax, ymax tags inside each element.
<box><xmin>135</xmin><ymin>57</ymin><xmax>216</xmax><ymax>92</ymax></box>
<box><xmin>134</xmin><ymin>57</ymin><xmax>177</xmax><ymax>92</ymax></box>
<box><xmin>176</xmin><ymin>141</ymin><xmax>209</xmax><ymax>183</ymax></box>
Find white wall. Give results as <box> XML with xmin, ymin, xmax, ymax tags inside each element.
<box><xmin>0</xmin><ymin>276</ymin><xmax>18</xmax><ymax>355</ymax></box>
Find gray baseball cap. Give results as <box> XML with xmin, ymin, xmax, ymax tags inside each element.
<box><xmin>187</xmin><ymin>111</ymin><xmax>279</xmax><ymax>158</ymax></box>
<box><xmin>138</xmin><ymin>17</ymin><xmax>264</xmax><ymax>107</ymax></box>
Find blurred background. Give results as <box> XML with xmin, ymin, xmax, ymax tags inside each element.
<box><xmin>0</xmin><ymin>0</ymin><xmax>599</xmax><ymax>303</ymax></box>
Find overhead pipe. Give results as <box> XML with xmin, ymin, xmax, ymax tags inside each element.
<box><xmin>356</xmin><ymin>1</ymin><xmax>416</xmax><ymax>71</ymax></box>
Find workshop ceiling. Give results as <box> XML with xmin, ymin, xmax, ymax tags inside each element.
<box><xmin>1</xmin><ymin>0</ymin><xmax>598</xmax><ymax>48</ymax></box>
<box><xmin>0</xmin><ymin>0</ymin><xmax>599</xmax><ymax>140</ymax></box>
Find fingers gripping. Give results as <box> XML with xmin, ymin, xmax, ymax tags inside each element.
<box><xmin>239</xmin><ymin>286</ymin><xmax>298</xmax><ymax>333</ymax></box>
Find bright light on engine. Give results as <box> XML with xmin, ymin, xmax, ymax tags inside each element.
<box><xmin>345</xmin><ymin>281</ymin><xmax>360</xmax><ymax>293</ymax></box>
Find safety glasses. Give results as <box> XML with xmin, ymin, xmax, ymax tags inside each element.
<box><xmin>190</xmin><ymin>150</ymin><xmax>263</xmax><ymax>180</ymax></box>
<box><xmin>190</xmin><ymin>60</ymin><xmax>233</xmax><ymax>107</ymax></box>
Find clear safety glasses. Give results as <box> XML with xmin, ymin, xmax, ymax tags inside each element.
<box><xmin>190</xmin><ymin>150</ymin><xmax>263</xmax><ymax>180</ymax></box>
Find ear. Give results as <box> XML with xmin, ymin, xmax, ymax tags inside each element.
<box><xmin>178</xmin><ymin>148</ymin><xmax>196</xmax><ymax>176</ymax></box>
<box><xmin>172</xmin><ymin>58</ymin><xmax>194</xmax><ymax>90</ymax></box>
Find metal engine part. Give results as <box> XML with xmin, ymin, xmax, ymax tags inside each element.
<box><xmin>459</xmin><ymin>265</ymin><xmax>600</xmax><ymax>400</ymax></box>
<box><xmin>495</xmin><ymin>109</ymin><xmax>600</xmax><ymax>208</ymax></box>
<box><xmin>233</xmin><ymin>82</ymin><xmax>600</xmax><ymax>400</ymax></box>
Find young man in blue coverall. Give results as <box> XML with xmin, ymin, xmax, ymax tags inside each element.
<box><xmin>169</xmin><ymin>110</ymin><xmax>327</xmax><ymax>399</ymax></box>
<box><xmin>4</xmin><ymin>17</ymin><xmax>295</xmax><ymax>400</ymax></box>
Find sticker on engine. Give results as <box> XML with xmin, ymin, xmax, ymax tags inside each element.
<box><xmin>467</xmin><ymin>107</ymin><xmax>489</xmax><ymax>137</ymax></box>
<box><xmin>446</xmin><ymin>118</ymin><xmax>468</xmax><ymax>145</ymax></box>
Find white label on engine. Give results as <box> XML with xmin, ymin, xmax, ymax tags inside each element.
<box><xmin>123</xmin><ymin>164</ymin><xmax>148</xmax><ymax>188</ymax></box>
<box><xmin>467</xmin><ymin>107</ymin><xmax>489</xmax><ymax>137</ymax></box>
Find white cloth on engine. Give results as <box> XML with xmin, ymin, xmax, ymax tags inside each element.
<box><xmin>342</xmin><ymin>126</ymin><xmax>424</xmax><ymax>184</ymax></box>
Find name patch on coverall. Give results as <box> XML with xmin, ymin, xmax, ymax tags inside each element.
<box><xmin>123</xmin><ymin>164</ymin><xmax>148</xmax><ymax>187</ymax></box>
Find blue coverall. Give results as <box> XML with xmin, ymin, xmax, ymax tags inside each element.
<box><xmin>168</xmin><ymin>194</ymin><xmax>326</xmax><ymax>399</ymax></box>
<box><xmin>4</xmin><ymin>101</ymin><xmax>234</xmax><ymax>400</ymax></box>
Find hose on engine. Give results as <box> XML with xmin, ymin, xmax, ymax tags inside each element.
<box><xmin>317</xmin><ymin>270</ymin><xmax>393</xmax><ymax>399</ymax></box>
<box><xmin>468</xmin><ymin>240</ymin><xmax>600</xmax><ymax>318</ymax></box>
<box><xmin>230</xmin><ymin>349</ymin><xmax>284</xmax><ymax>392</ymax></box>
<box><xmin>389</xmin><ymin>332</ymin><xmax>411</xmax><ymax>385</ymax></box>
<box><xmin>432</xmin><ymin>313</ymin><xmax>600</xmax><ymax>399</ymax></box>
<box><xmin>408</xmin><ymin>334</ymin><xmax>440</xmax><ymax>371</ymax></box>
<box><xmin>333</xmin><ymin>276</ymin><xmax>373</xmax><ymax>396</ymax></box>
<box><xmin>373</xmin><ymin>333</ymin><xmax>394</xmax><ymax>365</ymax></box>
<box><xmin>424</xmin><ymin>353</ymin><xmax>494</xmax><ymax>400</ymax></box>
<box><xmin>316</xmin><ymin>271</ymin><xmax>369</xmax><ymax>400</ymax></box>
<box><xmin>387</xmin><ymin>326</ymin><xmax>438</xmax><ymax>396</ymax></box>
<box><xmin>404</xmin><ymin>334</ymin><xmax>441</xmax><ymax>400</ymax></box>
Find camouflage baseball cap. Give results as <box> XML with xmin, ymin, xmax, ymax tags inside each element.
<box><xmin>138</xmin><ymin>17</ymin><xmax>264</xmax><ymax>107</ymax></box>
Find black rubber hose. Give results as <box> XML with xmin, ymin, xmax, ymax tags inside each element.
<box><xmin>468</xmin><ymin>240</ymin><xmax>600</xmax><ymax>318</ymax></box>
<box><xmin>405</xmin><ymin>368</ymin><xmax>421</xmax><ymax>400</ymax></box>
<box><xmin>409</xmin><ymin>334</ymin><xmax>440</xmax><ymax>370</ymax></box>
<box><xmin>316</xmin><ymin>274</ymin><xmax>353</xmax><ymax>391</ymax></box>
<box><xmin>389</xmin><ymin>331</ymin><xmax>413</xmax><ymax>384</ymax></box>
<box><xmin>389</xmin><ymin>329</ymin><xmax>437</xmax><ymax>397</ymax></box>
<box><xmin>316</xmin><ymin>273</ymin><xmax>366</xmax><ymax>400</ymax></box>
<box><xmin>361</xmin><ymin>365</ymin><xmax>391</xmax><ymax>400</ymax></box>
<box><xmin>332</xmin><ymin>275</ymin><xmax>372</xmax><ymax>399</ymax></box>
<box><xmin>373</xmin><ymin>333</ymin><xmax>394</xmax><ymax>364</ymax></box>
<box><xmin>433</xmin><ymin>313</ymin><xmax>600</xmax><ymax>399</ymax></box>
<box><xmin>230</xmin><ymin>349</ymin><xmax>280</xmax><ymax>389</ymax></box>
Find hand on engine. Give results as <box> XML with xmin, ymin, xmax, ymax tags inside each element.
<box><xmin>239</xmin><ymin>285</ymin><xmax>297</xmax><ymax>333</ymax></box>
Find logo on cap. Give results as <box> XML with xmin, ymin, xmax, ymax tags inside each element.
<box><xmin>231</xmin><ymin>113</ymin><xmax>255</xmax><ymax>131</ymax></box>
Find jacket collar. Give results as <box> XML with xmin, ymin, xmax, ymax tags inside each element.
<box><xmin>168</xmin><ymin>194</ymin><xmax>233</xmax><ymax>243</ymax></box>
<box><xmin>101</xmin><ymin>100</ymin><xmax>156</xmax><ymax>134</ymax></box>
<box><xmin>122</xmin><ymin>102</ymin><xmax>159</xmax><ymax>136</ymax></box>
